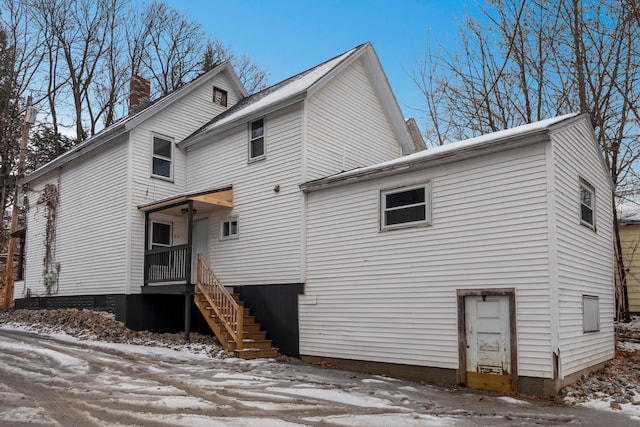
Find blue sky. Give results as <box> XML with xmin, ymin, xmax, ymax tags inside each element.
<box><xmin>164</xmin><ymin>0</ymin><xmax>471</xmax><ymax>123</ymax></box>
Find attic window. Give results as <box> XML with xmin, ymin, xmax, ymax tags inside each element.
<box><xmin>213</xmin><ymin>86</ymin><xmax>227</xmax><ymax>107</ymax></box>
<box><xmin>249</xmin><ymin>118</ymin><xmax>265</xmax><ymax>161</ymax></box>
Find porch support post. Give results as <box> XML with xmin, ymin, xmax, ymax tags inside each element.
<box><xmin>184</xmin><ymin>200</ymin><xmax>194</xmax><ymax>341</ymax></box>
<box><xmin>185</xmin><ymin>200</ymin><xmax>194</xmax><ymax>282</ymax></box>
<box><xmin>184</xmin><ymin>293</ymin><xmax>191</xmax><ymax>341</ymax></box>
<box><xmin>143</xmin><ymin>210</ymin><xmax>150</xmax><ymax>285</ymax></box>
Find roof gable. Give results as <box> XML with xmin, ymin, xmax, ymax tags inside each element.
<box><xmin>24</xmin><ymin>62</ymin><xmax>244</xmax><ymax>184</ymax></box>
<box><xmin>178</xmin><ymin>42</ymin><xmax>414</xmax><ymax>153</ymax></box>
<box><xmin>179</xmin><ymin>45</ymin><xmax>362</xmax><ymax>148</ymax></box>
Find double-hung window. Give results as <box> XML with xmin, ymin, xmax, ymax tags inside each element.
<box><xmin>150</xmin><ymin>221</ymin><xmax>172</xmax><ymax>249</ymax></box>
<box><xmin>221</xmin><ymin>216</ymin><xmax>239</xmax><ymax>240</ymax></box>
<box><xmin>152</xmin><ymin>135</ymin><xmax>173</xmax><ymax>179</ymax></box>
<box><xmin>381</xmin><ymin>184</ymin><xmax>431</xmax><ymax>230</ymax></box>
<box><xmin>249</xmin><ymin>118</ymin><xmax>265</xmax><ymax>161</ymax></box>
<box><xmin>580</xmin><ymin>179</ymin><xmax>595</xmax><ymax>229</ymax></box>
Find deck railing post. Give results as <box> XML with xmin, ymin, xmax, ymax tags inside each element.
<box><xmin>237</xmin><ymin>304</ymin><xmax>244</xmax><ymax>350</ymax></box>
<box><xmin>197</xmin><ymin>254</ymin><xmax>202</xmax><ymax>285</ymax></box>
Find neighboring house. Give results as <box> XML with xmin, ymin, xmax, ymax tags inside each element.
<box><xmin>15</xmin><ymin>43</ymin><xmax>613</xmax><ymax>395</ymax></box>
<box><xmin>616</xmin><ymin>203</ymin><xmax>640</xmax><ymax>314</ymax></box>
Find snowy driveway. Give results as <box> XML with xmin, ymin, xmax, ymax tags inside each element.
<box><xmin>0</xmin><ymin>328</ymin><xmax>634</xmax><ymax>426</ymax></box>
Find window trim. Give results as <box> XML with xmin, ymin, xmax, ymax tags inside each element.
<box><xmin>151</xmin><ymin>134</ymin><xmax>174</xmax><ymax>181</ymax></box>
<box><xmin>248</xmin><ymin>118</ymin><xmax>266</xmax><ymax>162</ymax></box>
<box><xmin>579</xmin><ymin>179</ymin><xmax>595</xmax><ymax>230</ymax></box>
<box><xmin>213</xmin><ymin>86</ymin><xmax>228</xmax><ymax>107</ymax></box>
<box><xmin>221</xmin><ymin>215</ymin><xmax>239</xmax><ymax>240</ymax></box>
<box><xmin>149</xmin><ymin>220</ymin><xmax>172</xmax><ymax>250</ymax></box>
<box><xmin>380</xmin><ymin>183</ymin><xmax>432</xmax><ymax>231</ymax></box>
<box><xmin>582</xmin><ymin>295</ymin><xmax>600</xmax><ymax>333</ymax></box>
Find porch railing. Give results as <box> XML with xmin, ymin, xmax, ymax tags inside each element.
<box><xmin>196</xmin><ymin>254</ymin><xmax>243</xmax><ymax>350</ymax></box>
<box><xmin>144</xmin><ymin>244</ymin><xmax>190</xmax><ymax>284</ymax></box>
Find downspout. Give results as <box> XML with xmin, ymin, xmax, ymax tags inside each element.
<box><xmin>545</xmin><ymin>137</ymin><xmax>561</xmax><ymax>380</ymax></box>
<box><xmin>300</xmin><ymin>98</ymin><xmax>309</xmax><ymax>285</ymax></box>
<box><xmin>125</xmin><ymin>130</ymin><xmax>134</xmax><ymax>296</ymax></box>
<box><xmin>143</xmin><ymin>211</ymin><xmax>149</xmax><ymax>285</ymax></box>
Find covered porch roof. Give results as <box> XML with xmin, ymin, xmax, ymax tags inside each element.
<box><xmin>137</xmin><ymin>186</ymin><xmax>233</xmax><ymax>214</ymax></box>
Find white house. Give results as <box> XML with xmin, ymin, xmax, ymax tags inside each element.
<box><xmin>15</xmin><ymin>43</ymin><xmax>613</xmax><ymax>395</ymax></box>
<box><xmin>299</xmin><ymin>114</ymin><xmax>614</xmax><ymax>395</ymax></box>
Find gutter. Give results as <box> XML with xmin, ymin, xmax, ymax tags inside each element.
<box><xmin>21</xmin><ymin>123</ymin><xmax>128</xmax><ymax>185</ymax></box>
<box><xmin>301</xmin><ymin>128</ymin><xmax>551</xmax><ymax>192</ymax></box>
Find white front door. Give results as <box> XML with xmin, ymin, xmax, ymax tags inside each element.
<box><xmin>191</xmin><ymin>218</ymin><xmax>209</xmax><ymax>283</ymax></box>
<box><xmin>465</xmin><ymin>295</ymin><xmax>512</xmax><ymax>391</ymax></box>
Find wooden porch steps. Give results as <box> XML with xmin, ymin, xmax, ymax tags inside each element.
<box><xmin>194</xmin><ymin>287</ymin><xmax>279</xmax><ymax>360</ymax></box>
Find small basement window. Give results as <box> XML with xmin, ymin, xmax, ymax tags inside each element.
<box><xmin>213</xmin><ymin>86</ymin><xmax>227</xmax><ymax>107</ymax></box>
<box><xmin>150</xmin><ymin>221</ymin><xmax>172</xmax><ymax>249</ymax></box>
<box><xmin>381</xmin><ymin>184</ymin><xmax>431</xmax><ymax>230</ymax></box>
<box><xmin>580</xmin><ymin>179</ymin><xmax>595</xmax><ymax>229</ymax></box>
<box><xmin>249</xmin><ymin>118</ymin><xmax>265</xmax><ymax>161</ymax></box>
<box><xmin>583</xmin><ymin>295</ymin><xmax>599</xmax><ymax>333</ymax></box>
<box><xmin>221</xmin><ymin>216</ymin><xmax>239</xmax><ymax>240</ymax></box>
<box><xmin>152</xmin><ymin>135</ymin><xmax>173</xmax><ymax>180</ymax></box>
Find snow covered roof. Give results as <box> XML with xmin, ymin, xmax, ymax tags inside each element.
<box><xmin>179</xmin><ymin>45</ymin><xmax>364</xmax><ymax>148</ymax></box>
<box><xmin>23</xmin><ymin>62</ymin><xmax>242</xmax><ymax>185</ymax></box>
<box><xmin>301</xmin><ymin>113</ymin><xmax>582</xmax><ymax>191</ymax></box>
<box><xmin>178</xmin><ymin>42</ymin><xmax>415</xmax><ymax>153</ymax></box>
<box><xmin>618</xmin><ymin>200</ymin><xmax>640</xmax><ymax>223</ymax></box>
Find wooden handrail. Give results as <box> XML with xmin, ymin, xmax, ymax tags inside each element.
<box><xmin>195</xmin><ymin>254</ymin><xmax>243</xmax><ymax>350</ymax></box>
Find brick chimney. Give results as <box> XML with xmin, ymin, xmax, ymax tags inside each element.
<box><xmin>129</xmin><ymin>75</ymin><xmax>150</xmax><ymax>114</ymax></box>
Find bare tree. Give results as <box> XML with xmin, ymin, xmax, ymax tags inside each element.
<box><xmin>202</xmin><ymin>39</ymin><xmax>268</xmax><ymax>94</ymax></box>
<box><xmin>129</xmin><ymin>1</ymin><xmax>207</xmax><ymax>97</ymax></box>
<box><xmin>0</xmin><ymin>1</ymin><xmax>44</xmax><ymax>248</ymax></box>
<box><xmin>413</xmin><ymin>0</ymin><xmax>640</xmax><ymax>320</ymax></box>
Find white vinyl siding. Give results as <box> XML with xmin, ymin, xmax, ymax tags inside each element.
<box><xmin>551</xmin><ymin>121</ymin><xmax>615</xmax><ymax>378</ymax></box>
<box><xmin>305</xmin><ymin>57</ymin><xmax>402</xmax><ymax>181</ymax></box>
<box><xmin>128</xmin><ymin>72</ymin><xmax>237</xmax><ymax>293</ymax></box>
<box><xmin>186</xmin><ymin>102</ymin><xmax>304</xmax><ymax>285</ymax></box>
<box><xmin>24</xmin><ymin>135</ymin><xmax>129</xmax><ymax>296</ymax></box>
<box><xmin>302</xmin><ymin>142</ymin><xmax>553</xmax><ymax>376</ymax></box>
<box><xmin>24</xmin><ymin>180</ymin><xmax>54</xmax><ymax>296</ymax></box>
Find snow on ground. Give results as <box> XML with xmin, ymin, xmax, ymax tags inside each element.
<box><xmin>561</xmin><ymin>316</ymin><xmax>640</xmax><ymax>421</ymax></box>
<box><xmin>266</xmin><ymin>387</ymin><xmax>397</xmax><ymax>409</ymax></box>
<box><xmin>496</xmin><ymin>396</ymin><xmax>531</xmax><ymax>406</ymax></box>
<box><xmin>303</xmin><ymin>413</ymin><xmax>458</xmax><ymax>426</ymax></box>
<box><xmin>1</xmin><ymin>308</ymin><xmax>640</xmax><ymax>425</ymax></box>
<box><xmin>1</xmin><ymin>319</ymin><xmax>456</xmax><ymax>426</ymax></box>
